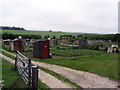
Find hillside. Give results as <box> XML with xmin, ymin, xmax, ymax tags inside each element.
<box><xmin>0</xmin><ymin>30</ymin><xmax>85</xmax><ymax>38</ymax></box>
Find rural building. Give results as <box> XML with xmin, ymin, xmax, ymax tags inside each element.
<box><xmin>10</xmin><ymin>39</ymin><xmax>24</xmax><ymax>51</ymax></box>
<box><xmin>78</xmin><ymin>39</ymin><xmax>88</xmax><ymax>48</ymax></box>
<box><xmin>33</xmin><ymin>40</ymin><xmax>50</xmax><ymax>59</ymax></box>
<box><xmin>2</xmin><ymin>39</ymin><xmax>11</xmax><ymax>48</ymax></box>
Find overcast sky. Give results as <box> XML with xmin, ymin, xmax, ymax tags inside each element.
<box><xmin>1</xmin><ymin>0</ymin><xmax>119</xmax><ymax>34</ymax></box>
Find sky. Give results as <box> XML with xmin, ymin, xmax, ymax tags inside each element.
<box><xmin>0</xmin><ymin>0</ymin><xmax>119</xmax><ymax>34</ymax></box>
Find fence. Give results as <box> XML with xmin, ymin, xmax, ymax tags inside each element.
<box><xmin>14</xmin><ymin>50</ymin><xmax>38</xmax><ymax>89</ymax></box>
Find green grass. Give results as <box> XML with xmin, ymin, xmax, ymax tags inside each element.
<box><xmin>1</xmin><ymin>30</ymin><xmax>82</xmax><ymax>38</ymax></box>
<box><xmin>1</xmin><ymin>46</ymin><xmax>15</xmax><ymax>53</ymax></box>
<box><xmin>19</xmin><ymin>44</ymin><xmax>108</xmax><ymax>58</ymax></box>
<box><xmin>2</xmin><ymin>51</ymin><xmax>15</xmax><ymax>59</ymax></box>
<box><xmin>51</xmin><ymin>46</ymin><xmax>107</xmax><ymax>57</ymax></box>
<box><xmin>38</xmin><ymin>79</ymin><xmax>49</xmax><ymax>89</ymax></box>
<box><xmin>0</xmin><ymin>51</ymin><xmax>49</xmax><ymax>89</ymax></box>
<box><xmin>2</xmin><ymin>58</ymin><xmax>27</xmax><ymax>88</ymax></box>
<box><xmin>33</xmin><ymin>53</ymin><xmax>119</xmax><ymax>81</ymax></box>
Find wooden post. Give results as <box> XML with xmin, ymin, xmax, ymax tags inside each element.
<box><xmin>28</xmin><ymin>59</ymin><xmax>31</xmax><ymax>86</ymax></box>
<box><xmin>14</xmin><ymin>51</ymin><xmax>17</xmax><ymax>70</ymax></box>
<box><xmin>32</xmin><ymin>66</ymin><xmax>38</xmax><ymax>89</ymax></box>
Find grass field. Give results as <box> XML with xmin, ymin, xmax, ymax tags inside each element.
<box><xmin>1</xmin><ymin>30</ymin><xmax>82</xmax><ymax>38</ymax></box>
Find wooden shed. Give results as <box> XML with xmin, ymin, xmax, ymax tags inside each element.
<box><xmin>33</xmin><ymin>40</ymin><xmax>50</xmax><ymax>59</ymax></box>
<box><xmin>78</xmin><ymin>39</ymin><xmax>88</xmax><ymax>48</ymax></box>
<box><xmin>2</xmin><ymin>39</ymin><xmax>11</xmax><ymax>49</ymax></box>
<box><xmin>10</xmin><ymin>39</ymin><xmax>24</xmax><ymax>51</ymax></box>
<box><xmin>3</xmin><ymin>39</ymin><xmax>11</xmax><ymax>45</ymax></box>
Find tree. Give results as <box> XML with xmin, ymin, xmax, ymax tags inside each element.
<box><xmin>52</xmin><ymin>35</ymin><xmax>56</xmax><ymax>39</ymax></box>
<box><xmin>0</xmin><ymin>26</ymin><xmax>25</xmax><ymax>30</ymax></box>
<box><xmin>49</xmin><ymin>30</ymin><xmax>52</xmax><ymax>32</ymax></box>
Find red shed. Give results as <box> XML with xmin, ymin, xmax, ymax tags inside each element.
<box><xmin>33</xmin><ymin>40</ymin><xmax>50</xmax><ymax>59</ymax></box>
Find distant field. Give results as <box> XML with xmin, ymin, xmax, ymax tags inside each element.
<box><xmin>1</xmin><ymin>30</ymin><xmax>83</xmax><ymax>38</ymax></box>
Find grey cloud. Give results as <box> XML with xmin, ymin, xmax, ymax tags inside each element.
<box><xmin>1</xmin><ymin>0</ymin><xmax>118</xmax><ymax>34</ymax></box>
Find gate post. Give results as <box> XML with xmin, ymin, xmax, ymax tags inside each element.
<box><xmin>28</xmin><ymin>59</ymin><xmax>31</xmax><ymax>86</ymax></box>
<box><xmin>14</xmin><ymin>51</ymin><xmax>17</xmax><ymax>70</ymax></box>
<box><xmin>32</xmin><ymin>66</ymin><xmax>38</xmax><ymax>89</ymax></box>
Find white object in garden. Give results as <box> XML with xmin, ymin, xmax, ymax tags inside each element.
<box><xmin>111</xmin><ymin>45</ymin><xmax>118</xmax><ymax>48</ymax></box>
<box><xmin>19</xmin><ymin>36</ymin><xmax>22</xmax><ymax>39</ymax></box>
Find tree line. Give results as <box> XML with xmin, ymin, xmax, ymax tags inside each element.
<box><xmin>0</xmin><ymin>26</ymin><xmax>25</xmax><ymax>30</ymax></box>
<box><xmin>1</xmin><ymin>33</ymin><xmax>120</xmax><ymax>42</ymax></box>
<box><xmin>59</xmin><ymin>34</ymin><xmax>120</xmax><ymax>42</ymax></box>
<box><xmin>2</xmin><ymin>33</ymin><xmax>41</xmax><ymax>39</ymax></box>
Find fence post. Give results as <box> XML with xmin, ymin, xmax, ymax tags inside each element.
<box><xmin>32</xmin><ymin>66</ymin><xmax>38</xmax><ymax>90</ymax></box>
<box><xmin>14</xmin><ymin>51</ymin><xmax>17</xmax><ymax>70</ymax></box>
<box><xmin>28</xmin><ymin>59</ymin><xmax>31</xmax><ymax>86</ymax></box>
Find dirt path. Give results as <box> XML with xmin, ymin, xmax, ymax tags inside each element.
<box><xmin>33</xmin><ymin>61</ymin><xmax>118</xmax><ymax>88</ymax></box>
<box><xmin>0</xmin><ymin>53</ymin><xmax>72</xmax><ymax>88</ymax></box>
<box><xmin>38</xmin><ymin>69</ymin><xmax>71</xmax><ymax>88</ymax></box>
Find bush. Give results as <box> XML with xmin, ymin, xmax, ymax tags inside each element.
<box><xmin>87</xmin><ymin>45</ymin><xmax>100</xmax><ymax>50</ymax></box>
<box><xmin>72</xmin><ymin>47</ymin><xmax>79</xmax><ymax>49</ymax></box>
<box><xmin>56</xmin><ymin>46</ymin><xmax>66</xmax><ymax>50</ymax></box>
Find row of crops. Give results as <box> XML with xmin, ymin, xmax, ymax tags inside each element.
<box><xmin>50</xmin><ymin>45</ymin><xmax>107</xmax><ymax>57</ymax></box>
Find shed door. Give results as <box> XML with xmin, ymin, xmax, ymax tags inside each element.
<box><xmin>43</xmin><ymin>42</ymin><xmax>49</xmax><ymax>59</ymax></box>
<box><xmin>11</xmin><ymin>43</ymin><xmax>14</xmax><ymax>51</ymax></box>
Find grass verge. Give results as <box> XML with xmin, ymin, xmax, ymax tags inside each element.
<box><xmin>2</xmin><ymin>51</ymin><xmax>15</xmax><ymax>59</ymax></box>
<box><xmin>0</xmin><ymin>50</ymin><xmax>49</xmax><ymax>89</ymax></box>
<box><xmin>2</xmin><ymin>58</ymin><xmax>27</xmax><ymax>89</ymax></box>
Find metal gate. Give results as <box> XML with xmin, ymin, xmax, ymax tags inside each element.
<box><xmin>14</xmin><ymin>50</ymin><xmax>38</xmax><ymax>89</ymax></box>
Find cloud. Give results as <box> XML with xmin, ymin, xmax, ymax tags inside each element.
<box><xmin>0</xmin><ymin>0</ymin><xmax>118</xmax><ymax>34</ymax></box>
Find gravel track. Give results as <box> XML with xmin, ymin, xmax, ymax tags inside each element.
<box><xmin>33</xmin><ymin>61</ymin><xmax>118</xmax><ymax>88</ymax></box>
